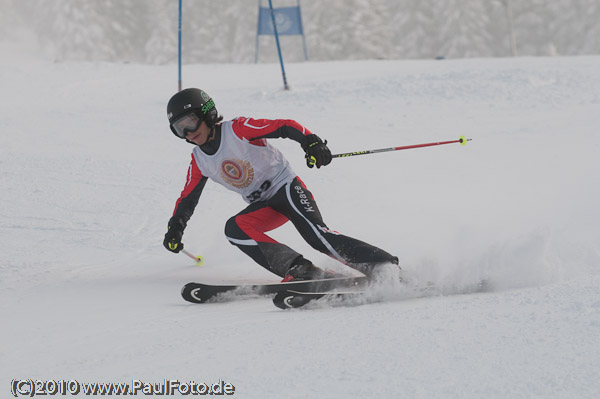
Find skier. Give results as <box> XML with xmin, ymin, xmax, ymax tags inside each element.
<box><xmin>163</xmin><ymin>88</ymin><xmax>398</xmax><ymax>281</ymax></box>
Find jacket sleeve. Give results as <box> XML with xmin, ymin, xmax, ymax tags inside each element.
<box><xmin>172</xmin><ymin>154</ymin><xmax>208</xmax><ymax>224</ymax></box>
<box><xmin>231</xmin><ymin>117</ymin><xmax>314</xmax><ymax>147</ymax></box>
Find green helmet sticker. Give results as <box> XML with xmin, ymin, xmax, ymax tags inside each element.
<box><xmin>201</xmin><ymin>98</ymin><xmax>215</xmax><ymax>115</ymax></box>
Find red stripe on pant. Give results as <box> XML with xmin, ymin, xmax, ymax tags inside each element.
<box><xmin>234</xmin><ymin>206</ymin><xmax>289</xmax><ymax>243</ymax></box>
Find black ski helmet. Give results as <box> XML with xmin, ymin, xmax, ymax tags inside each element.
<box><xmin>167</xmin><ymin>88</ymin><xmax>220</xmax><ymax>138</ymax></box>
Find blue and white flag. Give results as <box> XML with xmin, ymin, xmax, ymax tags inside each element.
<box><xmin>257</xmin><ymin>6</ymin><xmax>304</xmax><ymax>36</ymax></box>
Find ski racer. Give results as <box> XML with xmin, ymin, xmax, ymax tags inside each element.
<box><xmin>163</xmin><ymin>88</ymin><xmax>398</xmax><ymax>281</ymax></box>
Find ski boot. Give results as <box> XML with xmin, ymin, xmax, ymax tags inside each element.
<box><xmin>281</xmin><ymin>257</ymin><xmax>326</xmax><ymax>282</ymax></box>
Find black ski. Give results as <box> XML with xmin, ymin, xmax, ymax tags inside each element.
<box><xmin>181</xmin><ymin>276</ymin><xmax>367</xmax><ymax>304</ymax></box>
<box><xmin>272</xmin><ymin>279</ymin><xmax>491</xmax><ymax>309</ymax></box>
<box><xmin>273</xmin><ymin>289</ymin><xmax>365</xmax><ymax>309</ymax></box>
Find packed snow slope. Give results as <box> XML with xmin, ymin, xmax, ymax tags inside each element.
<box><xmin>1</xmin><ymin>49</ymin><xmax>600</xmax><ymax>398</ymax></box>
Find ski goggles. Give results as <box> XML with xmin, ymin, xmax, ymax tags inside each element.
<box><xmin>170</xmin><ymin>111</ymin><xmax>204</xmax><ymax>139</ymax></box>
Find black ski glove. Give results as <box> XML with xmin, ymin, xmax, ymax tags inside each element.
<box><xmin>163</xmin><ymin>216</ymin><xmax>186</xmax><ymax>253</ymax></box>
<box><xmin>302</xmin><ymin>134</ymin><xmax>332</xmax><ymax>169</ymax></box>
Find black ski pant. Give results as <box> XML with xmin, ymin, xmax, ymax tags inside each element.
<box><xmin>224</xmin><ymin>177</ymin><xmax>397</xmax><ymax>277</ymax></box>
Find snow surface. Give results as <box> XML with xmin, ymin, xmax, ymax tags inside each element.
<box><xmin>1</xmin><ymin>47</ymin><xmax>600</xmax><ymax>398</ymax></box>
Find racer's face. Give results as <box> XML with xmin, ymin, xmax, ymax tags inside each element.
<box><xmin>185</xmin><ymin>119</ymin><xmax>211</xmax><ymax>145</ymax></box>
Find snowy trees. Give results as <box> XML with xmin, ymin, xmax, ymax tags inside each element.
<box><xmin>300</xmin><ymin>0</ymin><xmax>393</xmax><ymax>61</ymax></box>
<box><xmin>2</xmin><ymin>0</ymin><xmax>599</xmax><ymax>63</ymax></box>
<box><xmin>433</xmin><ymin>0</ymin><xmax>493</xmax><ymax>58</ymax></box>
<box><xmin>542</xmin><ymin>0</ymin><xmax>600</xmax><ymax>55</ymax></box>
<box><xmin>390</xmin><ymin>0</ymin><xmax>436</xmax><ymax>59</ymax></box>
<box><xmin>144</xmin><ymin>0</ymin><xmax>178</xmax><ymax>65</ymax></box>
<box><xmin>15</xmin><ymin>0</ymin><xmax>155</xmax><ymax>62</ymax></box>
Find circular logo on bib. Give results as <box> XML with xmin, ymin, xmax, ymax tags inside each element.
<box><xmin>221</xmin><ymin>159</ymin><xmax>254</xmax><ymax>189</ymax></box>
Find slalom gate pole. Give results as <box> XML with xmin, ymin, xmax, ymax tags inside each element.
<box><xmin>332</xmin><ymin>136</ymin><xmax>471</xmax><ymax>159</ymax></box>
<box><xmin>181</xmin><ymin>249</ymin><xmax>204</xmax><ymax>266</ymax></box>
<box><xmin>178</xmin><ymin>0</ymin><xmax>183</xmax><ymax>91</ymax></box>
<box><xmin>267</xmin><ymin>0</ymin><xmax>290</xmax><ymax>90</ymax></box>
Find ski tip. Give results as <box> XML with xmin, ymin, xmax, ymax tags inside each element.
<box><xmin>273</xmin><ymin>290</ymin><xmax>322</xmax><ymax>310</ymax></box>
<box><xmin>181</xmin><ymin>283</ymin><xmax>204</xmax><ymax>303</ymax></box>
<box><xmin>459</xmin><ymin>135</ymin><xmax>472</xmax><ymax>146</ymax></box>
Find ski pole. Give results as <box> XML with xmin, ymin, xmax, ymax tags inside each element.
<box><xmin>181</xmin><ymin>249</ymin><xmax>204</xmax><ymax>266</ymax></box>
<box><xmin>332</xmin><ymin>136</ymin><xmax>471</xmax><ymax>159</ymax></box>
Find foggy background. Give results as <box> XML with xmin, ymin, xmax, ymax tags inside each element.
<box><xmin>1</xmin><ymin>0</ymin><xmax>599</xmax><ymax>64</ymax></box>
